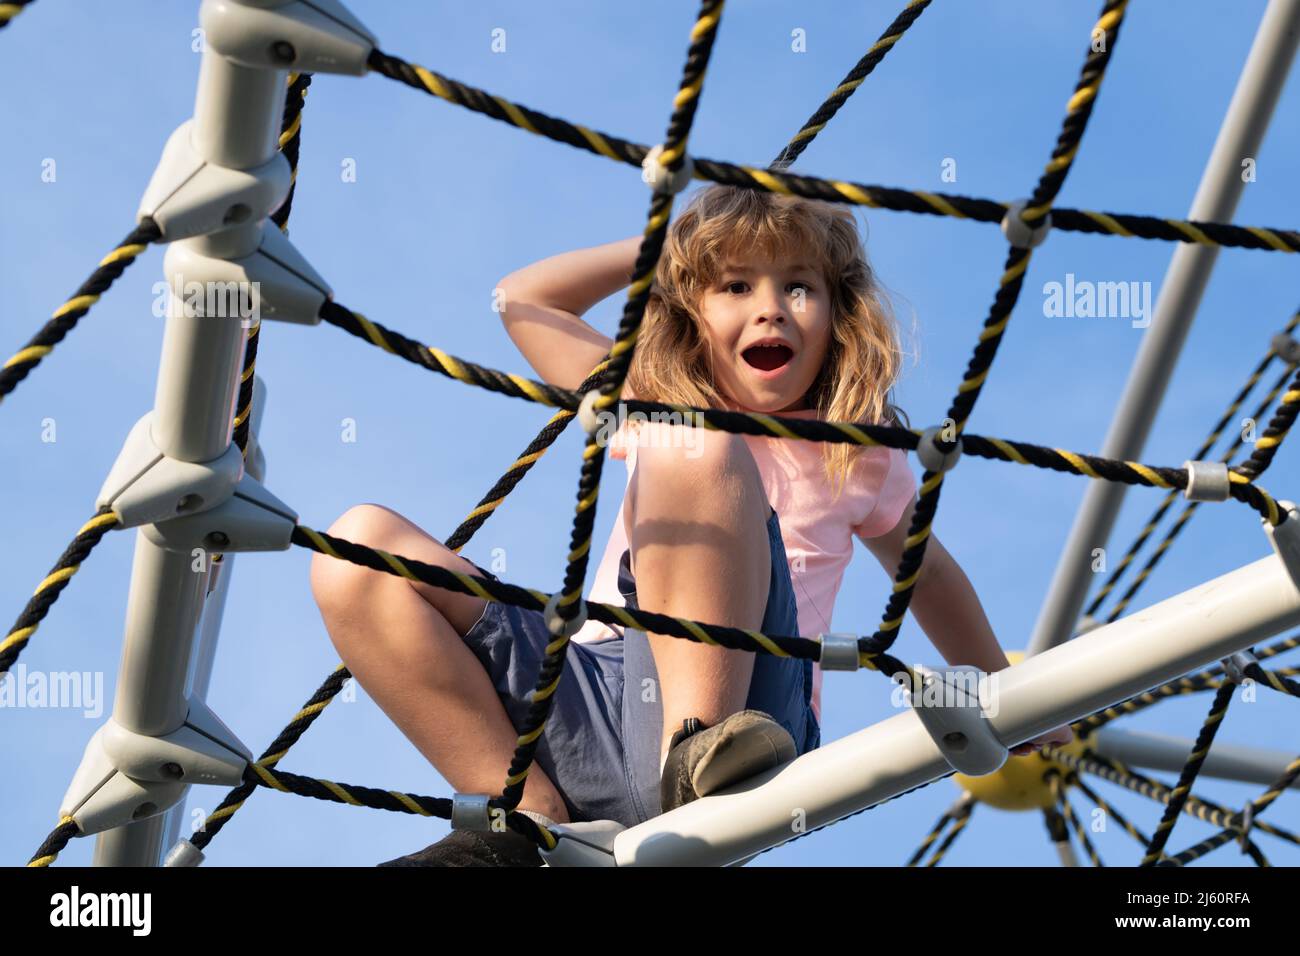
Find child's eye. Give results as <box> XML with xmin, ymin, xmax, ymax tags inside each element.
<box><xmin>725</xmin><ymin>280</ymin><xmax>748</xmax><ymax>294</ymax></box>
<box><xmin>788</xmin><ymin>281</ymin><xmax>812</xmax><ymax>294</ymax></box>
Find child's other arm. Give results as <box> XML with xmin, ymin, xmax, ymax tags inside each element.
<box><xmin>497</xmin><ymin>236</ymin><xmax>644</xmax><ymax>393</ymax></box>
<box><xmin>858</xmin><ymin>497</ymin><xmax>1073</xmax><ymax>755</ymax></box>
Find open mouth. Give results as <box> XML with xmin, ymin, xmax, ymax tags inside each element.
<box><xmin>742</xmin><ymin>343</ymin><xmax>794</xmax><ymax>372</ymax></box>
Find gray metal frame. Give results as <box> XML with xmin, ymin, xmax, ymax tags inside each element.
<box><xmin>1029</xmin><ymin>0</ymin><xmax>1300</xmax><ymax>655</ymax></box>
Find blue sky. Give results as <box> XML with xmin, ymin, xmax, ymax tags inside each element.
<box><xmin>2</xmin><ymin>0</ymin><xmax>1298</xmax><ymax>867</ymax></box>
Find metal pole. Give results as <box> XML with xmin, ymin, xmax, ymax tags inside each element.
<box><xmin>1027</xmin><ymin>0</ymin><xmax>1300</xmax><ymax>656</ymax></box>
<box><xmin>610</xmin><ymin>551</ymin><xmax>1300</xmax><ymax>866</ymax></box>
<box><xmin>1091</xmin><ymin>726</ymin><xmax>1300</xmax><ymax>787</ymax></box>
<box><xmin>93</xmin><ymin>53</ymin><xmax>283</xmax><ymax>867</ymax></box>
<box><xmin>159</xmin><ymin>377</ymin><xmax>268</xmax><ymax>856</ymax></box>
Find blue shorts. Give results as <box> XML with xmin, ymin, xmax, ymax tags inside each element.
<box><xmin>458</xmin><ymin>507</ymin><xmax>820</xmax><ymax>828</ymax></box>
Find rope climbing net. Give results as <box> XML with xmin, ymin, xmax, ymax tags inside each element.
<box><xmin>4</xmin><ymin>0</ymin><xmax>1299</xmax><ymax>867</ymax></box>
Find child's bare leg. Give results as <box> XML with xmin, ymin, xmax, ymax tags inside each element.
<box><xmin>627</xmin><ymin>431</ymin><xmax>772</xmax><ymax>768</ymax></box>
<box><xmin>309</xmin><ymin>503</ymin><xmax>570</xmax><ymax>823</ymax></box>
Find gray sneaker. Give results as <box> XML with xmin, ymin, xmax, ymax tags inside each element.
<box><xmin>659</xmin><ymin>710</ymin><xmax>796</xmax><ymax>814</ymax></box>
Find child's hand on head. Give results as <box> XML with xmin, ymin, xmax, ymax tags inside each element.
<box><xmin>1009</xmin><ymin>723</ymin><xmax>1074</xmax><ymax>757</ymax></box>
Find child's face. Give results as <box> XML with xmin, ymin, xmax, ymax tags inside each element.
<box><xmin>696</xmin><ymin>248</ymin><xmax>831</xmax><ymax>413</ymax></box>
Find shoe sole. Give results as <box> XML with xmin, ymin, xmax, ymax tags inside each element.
<box><xmin>691</xmin><ymin>715</ymin><xmax>797</xmax><ymax>797</ymax></box>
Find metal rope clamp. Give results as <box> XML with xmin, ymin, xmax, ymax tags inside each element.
<box><xmin>818</xmin><ymin>632</ymin><xmax>860</xmax><ymax>672</ymax></box>
<box><xmin>1221</xmin><ymin>649</ymin><xmax>1258</xmax><ymax>686</ymax></box>
<box><xmin>163</xmin><ymin>838</ymin><xmax>206</xmax><ymax>868</ymax></box>
<box><xmin>1182</xmin><ymin>460</ymin><xmax>1230</xmax><ymax>502</ymax></box>
<box><xmin>450</xmin><ymin>793</ymin><xmax>494</xmax><ymax>832</ymax></box>
<box><xmin>1000</xmin><ymin>199</ymin><xmax>1052</xmax><ymax>249</ymax></box>
<box><xmin>901</xmin><ymin>664</ymin><xmax>1006</xmax><ymax>776</ymax></box>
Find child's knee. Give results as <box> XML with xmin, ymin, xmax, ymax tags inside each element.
<box><xmin>309</xmin><ymin>502</ymin><xmax>403</xmax><ymax>610</ymax></box>
<box><xmin>634</xmin><ymin>429</ymin><xmax>765</xmax><ymax>519</ymax></box>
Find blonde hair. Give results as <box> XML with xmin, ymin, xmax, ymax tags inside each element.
<box><xmin>626</xmin><ymin>183</ymin><xmax>912</xmax><ymax>501</ymax></box>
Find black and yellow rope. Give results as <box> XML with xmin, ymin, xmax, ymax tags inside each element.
<box><xmin>1048</xmin><ymin>771</ymin><xmax>1104</xmax><ymax>866</ymax></box>
<box><xmin>1074</xmin><ymin>674</ymin><xmax>1222</xmax><ymax>734</ymax></box>
<box><xmin>1157</xmin><ymin>749</ymin><xmax>1300</xmax><ymax>866</ymax></box>
<box><xmin>1240</xmin><ymin>659</ymin><xmax>1300</xmax><ymax>699</ymax></box>
<box><xmin>441</xmin><ymin>356</ymin><xmax>614</xmax><ymax>553</ymax></box>
<box><xmin>319</xmin><ymin>298</ymin><xmax>590</xmax><ymax>408</ymax></box>
<box><xmin>11</xmin><ymin>0</ymin><xmax>1298</xmax><ymax>868</ymax></box>
<box><xmin>291</xmin><ymin>523</ymin><xmax>832</xmax><ymax>672</ymax></box>
<box><xmin>1042</xmin><ymin>803</ymin><xmax>1073</xmax><ymax>860</ymax></box>
<box><xmin>27</xmin><ymin>816</ymin><xmax>77</xmax><ymax>868</ymax></box>
<box><xmin>185</xmin><ymin>3</ymin><xmax>939</xmax><ymax>857</ymax></box>
<box><xmin>1161</xmin><ymin>828</ymin><xmax>1269</xmax><ymax>867</ymax></box>
<box><xmin>1139</xmin><ymin>682</ymin><xmax>1236</xmax><ymax>865</ymax></box>
<box><xmin>229</xmin><ymin>71</ymin><xmax>312</xmax><ymax>462</ymax></box>
<box><xmin>29</xmin><ymin>757</ymin><xmax>559</xmax><ymax>866</ymax></box>
<box><xmin>268</xmin><ymin>72</ymin><xmax>311</xmax><ymax>235</ymax></box>
<box><xmin>1069</xmin><ymin>774</ymin><xmax>1154</xmax><ymax>849</ymax></box>
<box><xmin>23</xmin><ymin>71</ymin><xmax>319</xmax><ymax>866</ymax></box>
<box><xmin>905</xmin><ymin>791</ymin><xmax>972</xmax><ymax>866</ymax></box>
<box><xmin>1072</xmin><ymin>633</ymin><xmax>1300</xmax><ymax>734</ymax></box>
<box><xmin>1159</xmin><ymin>751</ymin><xmax>1300</xmax><ymax>866</ymax></box>
<box><xmin>190</xmin><ymin>664</ymin><xmax>353</xmax><ymax>853</ymax></box>
<box><xmin>770</xmin><ymin>0</ymin><xmax>932</xmax><ymax>170</ymax></box>
<box><xmin>1085</xmin><ymin>310</ymin><xmax>1300</xmax><ymax>622</ymax></box>
<box><xmin>905</xmin><ymin>791</ymin><xmax>975</xmax><ymax>866</ymax></box>
<box><xmin>919</xmin><ymin>793</ymin><xmax>975</xmax><ymax>867</ymax></box>
<box><xmin>1229</xmin><ymin>349</ymin><xmax>1300</xmax><ymax>485</ymax></box>
<box><xmin>186</xmin><ymin>359</ymin><xmax>622</xmax><ymax>856</ymax></box>
<box><xmin>870</xmin><ymin>0</ymin><xmax>1128</xmax><ymax>658</ymax></box>
<box><xmin>1051</xmin><ymin>750</ymin><xmax>1241</xmax><ymax>830</ymax></box>
<box><xmin>0</xmin><ymin>507</ymin><xmax>120</xmax><ymax>676</ymax></box>
<box><xmin>279</xmin><ymin>285</ymin><xmax>1295</xmax><ymax>525</ymax></box>
<box><xmin>0</xmin><ymin>223</ymin><xmax>159</xmax><ymax>408</ymax></box>
<box><xmin>1049</xmin><ymin>747</ymin><xmax>1300</xmax><ymax>847</ymax></box>
<box><xmin>364</xmin><ymin>44</ymin><xmax>1299</xmax><ymax>255</ymax></box>
<box><xmin>0</xmin><ymin>0</ymin><xmax>35</xmax><ymax>30</ymax></box>
<box><xmin>482</xmin><ymin>0</ymin><xmax>727</xmax><ymax>819</ymax></box>
<box><xmin>237</xmin><ymin>763</ymin><xmax>558</xmax><ymax>850</ymax></box>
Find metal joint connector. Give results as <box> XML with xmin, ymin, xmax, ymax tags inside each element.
<box><xmin>917</xmin><ymin>426</ymin><xmax>962</xmax><ymax>474</ymax></box>
<box><xmin>1000</xmin><ymin>199</ymin><xmax>1052</xmax><ymax>249</ymax></box>
<box><xmin>544</xmin><ymin>591</ymin><xmax>589</xmax><ymax>638</ymax></box>
<box><xmin>577</xmin><ymin>389</ymin><xmax>606</xmax><ymax>437</ymax></box>
<box><xmin>642</xmin><ymin>143</ymin><xmax>695</xmax><ymax>196</ymax></box>
<box><xmin>901</xmin><ymin>664</ymin><xmax>1006</xmax><ymax>776</ymax></box>
<box><xmin>1270</xmin><ymin>331</ymin><xmax>1300</xmax><ymax>366</ymax></box>
<box><xmin>1236</xmin><ymin>800</ymin><xmax>1255</xmax><ymax>853</ymax></box>
<box><xmin>1264</xmin><ymin>499</ymin><xmax>1300</xmax><ymax>595</ymax></box>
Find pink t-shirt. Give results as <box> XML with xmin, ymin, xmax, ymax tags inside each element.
<box><xmin>572</xmin><ymin>408</ymin><xmax>918</xmax><ymax>724</ymax></box>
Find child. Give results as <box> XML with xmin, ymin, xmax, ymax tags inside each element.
<box><xmin>310</xmin><ymin>184</ymin><xmax>1072</xmax><ymax>867</ymax></box>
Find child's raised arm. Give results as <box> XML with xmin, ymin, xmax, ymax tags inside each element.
<box><xmin>497</xmin><ymin>235</ymin><xmax>645</xmax><ymax>393</ymax></box>
<box><xmin>859</xmin><ymin>497</ymin><xmax>1074</xmax><ymax>756</ymax></box>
